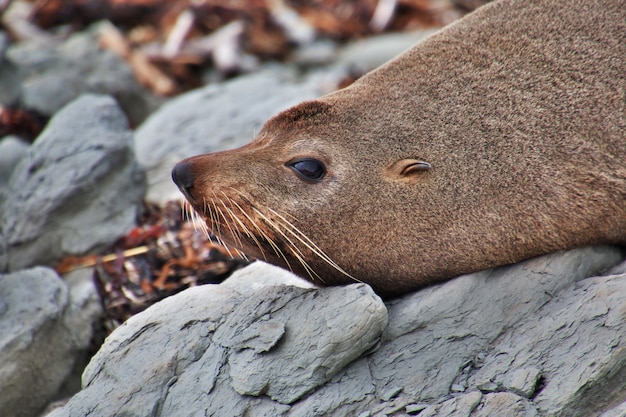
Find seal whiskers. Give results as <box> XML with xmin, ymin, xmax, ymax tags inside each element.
<box><xmin>199</xmin><ymin>197</ymin><xmax>244</xmax><ymax>259</ymax></box>
<box><xmin>265</xmin><ymin>207</ymin><xmax>360</xmax><ymax>283</ymax></box>
<box><xmin>224</xmin><ymin>193</ymin><xmax>296</xmax><ymax>270</ymax></box>
<box><xmin>218</xmin><ymin>193</ymin><xmax>268</xmax><ymax>262</ymax></box>
<box><xmin>249</xmin><ymin>206</ymin><xmax>324</xmax><ymax>283</ymax></box>
<box><xmin>216</xmin><ymin>199</ymin><xmax>249</xmax><ymax>255</ymax></box>
<box><xmin>224</xmin><ymin>187</ymin><xmax>354</xmax><ymax>283</ymax></box>
<box><xmin>223</xmin><ymin>187</ymin><xmax>329</xmax><ymax>281</ymax></box>
<box><xmin>210</xmin><ymin>200</ymin><xmax>249</xmax><ymax>260</ymax></box>
<box><xmin>180</xmin><ymin>198</ymin><xmax>246</xmax><ymax>261</ymax></box>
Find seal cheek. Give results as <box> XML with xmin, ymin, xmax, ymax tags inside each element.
<box><xmin>385</xmin><ymin>158</ymin><xmax>432</xmax><ymax>180</ymax></box>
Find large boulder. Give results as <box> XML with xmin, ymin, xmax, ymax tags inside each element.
<box><xmin>0</xmin><ymin>94</ymin><xmax>146</xmax><ymax>272</ymax></box>
<box><xmin>49</xmin><ymin>246</ymin><xmax>626</xmax><ymax>416</ymax></box>
<box><xmin>0</xmin><ymin>267</ymin><xmax>101</xmax><ymax>417</ymax></box>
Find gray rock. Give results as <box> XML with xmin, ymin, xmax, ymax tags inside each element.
<box><xmin>471</xmin><ymin>393</ymin><xmax>539</xmax><ymax>417</ymax></box>
<box><xmin>418</xmin><ymin>391</ymin><xmax>482</xmax><ymax>417</ymax></box>
<box><xmin>6</xmin><ymin>25</ymin><xmax>160</xmax><ymax>125</ymax></box>
<box><xmin>49</xmin><ymin>246</ymin><xmax>626</xmax><ymax>416</ymax></box>
<box><xmin>222</xmin><ymin>284</ymin><xmax>387</xmax><ymax>404</ymax></box>
<box><xmin>417</xmin><ymin>391</ymin><xmax>539</xmax><ymax>417</ymax></box>
<box><xmin>600</xmin><ymin>400</ymin><xmax>626</xmax><ymax>417</ymax></box>
<box><xmin>405</xmin><ymin>402</ymin><xmax>429</xmax><ymax>414</ymax></box>
<box><xmin>134</xmin><ymin>68</ymin><xmax>325</xmax><ymax>204</ymax></box>
<box><xmin>371</xmin><ymin>246</ymin><xmax>623</xmax><ymax>402</ymax></box>
<box><xmin>603</xmin><ymin>258</ymin><xmax>626</xmax><ymax>276</ymax></box>
<box><xmin>0</xmin><ymin>94</ymin><xmax>146</xmax><ymax>272</ymax></box>
<box><xmin>287</xmin><ymin>358</ymin><xmax>376</xmax><ymax>417</ymax></box>
<box><xmin>0</xmin><ymin>267</ymin><xmax>98</xmax><ymax>417</ymax></box>
<box><xmin>0</xmin><ymin>32</ymin><xmax>21</xmax><ymax>106</ymax></box>
<box><xmin>468</xmin><ymin>267</ymin><xmax>626</xmax><ymax>417</ymax></box>
<box><xmin>51</xmin><ymin>265</ymin><xmax>386</xmax><ymax>417</ymax></box>
<box><xmin>222</xmin><ymin>260</ymin><xmax>315</xmax><ymax>295</ymax></box>
<box><xmin>501</xmin><ymin>367</ymin><xmax>542</xmax><ymax>398</ymax></box>
<box><xmin>53</xmin><ymin>268</ymin><xmax>105</xmax><ymax>398</ymax></box>
<box><xmin>291</xmin><ymin>39</ymin><xmax>339</xmax><ymax>67</ymax></box>
<box><xmin>0</xmin><ymin>135</ymin><xmax>29</xmax><ymax>203</ymax></box>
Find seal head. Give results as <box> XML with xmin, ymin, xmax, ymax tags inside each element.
<box><xmin>173</xmin><ymin>0</ymin><xmax>626</xmax><ymax>298</ymax></box>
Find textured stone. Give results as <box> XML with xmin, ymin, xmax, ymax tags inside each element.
<box><xmin>599</xmin><ymin>399</ymin><xmax>626</xmax><ymax>417</ymax></box>
<box><xmin>468</xmin><ymin>269</ymin><xmax>626</xmax><ymax>417</ymax></box>
<box><xmin>502</xmin><ymin>367</ymin><xmax>542</xmax><ymax>398</ymax></box>
<box><xmin>471</xmin><ymin>393</ymin><xmax>539</xmax><ymax>417</ymax></box>
<box><xmin>49</xmin><ymin>247</ymin><xmax>626</xmax><ymax>417</ymax></box>
<box><xmin>419</xmin><ymin>391</ymin><xmax>482</xmax><ymax>417</ymax></box>
<box><xmin>0</xmin><ymin>94</ymin><xmax>146</xmax><ymax>272</ymax></box>
<box><xmin>0</xmin><ymin>32</ymin><xmax>21</xmax><ymax>107</ymax></box>
<box><xmin>370</xmin><ymin>246</ymin><xmax>623</xmax><ymax>402</ymax></box>
<box><xmin>50</xmin><ymin>264</ymin><xmax>387</xmax><ymax>417</ymax></box>
<box><xmin>0</xmin><ymin>135</ymin><xmax>28</xmax><ymax>203</ymax></box>
<box><xmin>0</xmin><ymin>267</ymin><xmax>98</xmax><ymax>417</ymax></box>
<box><xmin>223</xmin><ymin>284</ymin><xmax>387</xmax><ymax>404</ymax></box>
<box><xmin>6</xmin><ymin>25</ymin><xmax>160</xmax><ymax>125</ymax></box>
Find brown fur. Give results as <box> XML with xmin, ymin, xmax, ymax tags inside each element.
<box><xmin>173</xmin><ymin>0</ymin><xmax>626</xmax><ymax>298</ymax></box>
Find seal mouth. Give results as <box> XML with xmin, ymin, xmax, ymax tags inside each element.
<box><xmin>179</xmin><ymin>188</ymin><xmax>358</xmax><ymax>286</ymax></box>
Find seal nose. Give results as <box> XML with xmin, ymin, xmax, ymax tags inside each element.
<box><xmin>171</xmin><ymin>161</ymin><xmax>195</xmax><ymax>200</ymax></box>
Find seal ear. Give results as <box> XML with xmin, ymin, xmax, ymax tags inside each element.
<box><xmin>387</xmin><ymin>158</ymin><xmax>432</xmax><ymax>179</ymax></box>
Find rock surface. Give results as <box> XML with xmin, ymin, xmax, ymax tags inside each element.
<box><xmin>6</xmin><ymin>24</ymin><xmax>160</xmax><ymax>125</ymax></box>
<box><xmin>49</xmin><ymin>246</ymin><xmax>626</xmax><ymax>417</ymax></box>
<box><xmin>0</xmin><ymin>135</ymin><xmax>29</xmax><ymax>203</ymax></box>
<box><xmin>0</xmin><ymin>267</ymin><xmax>101</xmax><ymax>417</ymax></box>
<box><xmin>0</xmin><ymin>32</ymin><xmax>21</xmax><ymax>106</ymax></box>
<box><xmin>0</xmin><ymin>94</ymin><xmax>146</xmax><ymax>272</ymax></box>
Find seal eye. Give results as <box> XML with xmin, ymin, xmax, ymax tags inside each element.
<box><xmin>287</xmin><ymin>158</ymin><xmax>326</xmax><ymax>183</ymax></box>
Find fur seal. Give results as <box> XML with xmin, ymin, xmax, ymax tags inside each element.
<box><xmin>172</xmin><ymin>0</ymin><xmax>626</xmax><ymax>298</ymax></box>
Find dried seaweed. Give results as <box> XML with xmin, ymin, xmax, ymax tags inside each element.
<box><xmin>2</xmin><ymin>0</ymin><xmax>483</xmax><ymax>95</ymax></box>
<box><xmin>56</xmin><ymin>201</ymin><xmax>249</xmax><ymax>331</ymax></box>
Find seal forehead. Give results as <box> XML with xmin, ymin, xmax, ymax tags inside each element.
<box><xmin>262</xmin><ymin>100</ymin><xmax>334</xmax><ymax>133</ymax></box>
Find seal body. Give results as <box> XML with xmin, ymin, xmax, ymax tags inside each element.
<box><xmin>173</xmin><ymin>0</ymin><xmax>626</xmax><ymax>298</ymax></box>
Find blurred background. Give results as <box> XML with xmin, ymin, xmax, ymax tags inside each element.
<box><xmin>0</xmin><ymin>0</ymin><xmax>486</xmax><ymax>138</ymax></box>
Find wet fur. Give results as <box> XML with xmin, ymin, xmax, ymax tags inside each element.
<box><xmin>176</xmin><ymin>0</ymin><xmax>626</xmax><ymax>298</ymax></box>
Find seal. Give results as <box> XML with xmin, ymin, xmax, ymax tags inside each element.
<box><xmin>172</xmin><ymin>0</ymin><xmax>626</xmax><ymax>298</ymax></box>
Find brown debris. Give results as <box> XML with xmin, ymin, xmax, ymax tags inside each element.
<box><xmin>99</xmin><ymin>20</ymin><xmax>178</xmax><ymax>95</ymax></box>
<box><xmin>7</xmin><ymin>0</ymin><xmax>479</xmax><ymax>96</ymax></box>
<box><xmin>0</xmin><ymin>106</ymin><xmax>48</xmax><ymax>142</ymax></box>
<box><xmin>28</xmin><ymin>0</ymin><xmax>178</xmax><ymax>30</ymax></box>
<box><xmin>56</xmin><ymin>201</ymin><xmax>249</xmax><ymax>332</ymax></box>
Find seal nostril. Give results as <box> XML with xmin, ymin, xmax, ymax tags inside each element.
<box><xmin>172</xmin><ymin>162</ymin><xmax>195</xmax><ymax>196</ymax></box>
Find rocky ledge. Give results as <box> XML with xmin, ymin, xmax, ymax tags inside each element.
<box><xmin>45</xmin><ymin>247</ymin><xmax>626</xmax><ymax>417</ymax></box>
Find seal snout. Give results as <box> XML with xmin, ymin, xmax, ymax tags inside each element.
<box><xmin>172</xmin><ymin>161</ymin><xmax>196</xmax><ymax>201</ymax></box>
